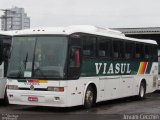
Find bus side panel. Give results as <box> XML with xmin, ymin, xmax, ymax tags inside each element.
<box><xmin>145</xmin><ymin>62</ymin><xmax>158</xmax><ymax>93</ymax></box>
<box><xmin>64</xmin><ymin>80</ymin><xmax>84</xmax><ymax>106</ymax></box>
<box><xmin>120</xmin><ymin>75</ymin><xmax>135</xmax><ymax>98</ymax></box>
<box><xmin>133</xmin><ymin>62</ymin><xmax>158</xmax><ymax>95</ymax></box>
<box><xmin>64</xmin><ymin>77</ymin><xmax>100</xmax><ymax>107</ymax></box>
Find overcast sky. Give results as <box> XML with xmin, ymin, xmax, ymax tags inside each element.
<box><xmin>0</xmin><ymin>0</ymin><xmax>160</xmax><ymax>28</ymax></box>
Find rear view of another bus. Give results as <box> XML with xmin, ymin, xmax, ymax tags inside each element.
<box><xmin>0</xmin><ymin>31</ymin><xmax>13</xmax><ymax>104</ymax></box>
<box><xmin>158</xmin><ymin>50</ymin><xmax>160</xmax><ymax>90</ymax></box>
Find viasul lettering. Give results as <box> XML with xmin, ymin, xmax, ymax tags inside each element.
<box><xmin>95</xmin><ymin>63</ymin><xmax>131</xmax><ymax>75</ymax></box>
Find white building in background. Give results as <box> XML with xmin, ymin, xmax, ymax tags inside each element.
<box><xmin>1</xmin><ymin>7</ymin><xmax>30</xmax><ymax>31</ymax></box>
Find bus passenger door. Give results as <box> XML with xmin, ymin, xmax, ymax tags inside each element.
<box><xmin>68</xmin><ymin>47</ymin><xmax>83</xmax><ymax>105</ymax></box>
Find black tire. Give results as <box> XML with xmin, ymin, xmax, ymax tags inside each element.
<box><xmin>3</xmin><ymin>90</ymin><xmax>9</xmax><ymax>105</ymax></box>
<box><xmin>84</xmin><ymin>85</ymin><xmax>95</xmax><ymax>108</ymax></box>
<box><xmin>137</xmin><ymin>82</ymin><xmax>146</xmax><ymax>100</ymax></box>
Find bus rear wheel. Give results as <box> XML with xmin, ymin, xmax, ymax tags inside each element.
<box><xmin>84</xmin><ymin>85</ymin><xmax>95</xmax><ymax>108</ymax></box>
<box><xmin>137</xmin><ymin>82</ymin><xmax>146</xmax><ymax>100</ymax></box>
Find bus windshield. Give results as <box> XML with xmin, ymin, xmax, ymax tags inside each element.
<box><xmin>7</xmin><ymin>36</ymin><xmax>68</xmax><ymax>79</ymax></box>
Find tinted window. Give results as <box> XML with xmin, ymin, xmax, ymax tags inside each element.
<box><xmin>83</xmin><ymin>36</ymin><xmax>96</xmax><ymax>57</ymax></box>
<box><xmin>125</xmin><ymin>42</ymin><xmax>133</xmax><ymax>59</ymax></box>
<box><xmin>98</xmin><ymin>38</ymin><xmax>106</xmax><ymax>57</ymax></box>
<box><xmin>98</xmin><ymin>37</ymin><xmax>111</xmax><ymax>58</ymax></box>
<box><xmin>145</xmin><ymin>44</ymin><xmax>152</xmax><ymax>60</ymax></box>
<box><xmin>113</xmin><ymin>40</ymin><xmax>124</xmax><ymax>58</ymax></box>
<box><xmin>135</xmin><ymin>43</ymin><xmax>144</xmax><ymax>59</ymax></box>
<box><xmin>152</xmin><ymin>45</ymin><xmax>158</xmax><ymax>61</ymax></box>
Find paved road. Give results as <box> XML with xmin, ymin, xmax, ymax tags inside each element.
<box><xmin>0</xmin><ymin>92</ymin><xmax>160</xmax><ymax>120</ymax></box>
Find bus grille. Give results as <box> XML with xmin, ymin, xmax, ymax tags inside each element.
<box><xmin>18</xmin><ymin>87</ymin><xmax>47</xmax><ymax>91</ymax></box>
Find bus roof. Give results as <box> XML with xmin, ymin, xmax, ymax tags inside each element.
<box><xmin>13</xmin><ymin>25</ymin><xmax>157</xmax><ymax>45</ymax></box>
<box><xmin>0</xmin><ymin>30</ymin><xmax>18</xmax><ymax>36</ymax></box>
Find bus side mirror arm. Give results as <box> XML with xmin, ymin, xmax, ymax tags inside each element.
<box><xmin>0</xmin><ymin>41</ymin><xmax>3</xmax><ymax>65</ymax></box>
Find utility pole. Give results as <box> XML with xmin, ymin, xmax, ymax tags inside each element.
<box><xmin>0</xmin><ymin>9</ymin><xmax>14</xmax><ymax>31</ymax></box>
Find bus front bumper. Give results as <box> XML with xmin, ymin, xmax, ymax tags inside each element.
<box><xmin>7</xmin><ymin>90</ymin><xmax>68</xmax><ymax>107</ymax></box>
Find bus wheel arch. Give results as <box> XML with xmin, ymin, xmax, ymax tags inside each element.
<box><xmin>83</xmin><ymin>83</ymin><xmax>97</xmax><ymax>108</ymax></box>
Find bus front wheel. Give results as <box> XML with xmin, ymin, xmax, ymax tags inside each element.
<box><xmin>84</xmin><ymin>85</ymin><xmax>95</xmax><ymax>108</ymax></box>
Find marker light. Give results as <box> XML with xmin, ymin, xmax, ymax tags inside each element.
<box><xmin>47</xmin><ymin>87</ymin><xmax>64</xmax><ymax>92</ymax></box>
<box><xmin>7</xmin><ymin>85</ymin><xmax>18</xmax><ymax>90</ymax></box>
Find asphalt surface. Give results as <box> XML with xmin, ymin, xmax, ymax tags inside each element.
<box><xmin>0</xmin><ymin>91</ymin><xmax>160</xmax><ymax>120</ymax></box>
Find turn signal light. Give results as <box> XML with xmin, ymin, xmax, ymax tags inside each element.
<box><xmin>47</xmin><ymin>87</ymin><xmax>64</xmax><ymax>92</ymax></box>
<box><xmin>7</xmin><ymin>85</ymin><xmax>18</xmax><ymax>90</ymax></box>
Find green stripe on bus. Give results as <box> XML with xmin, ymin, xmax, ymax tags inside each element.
<box><xmin>146</xmin><ymin>62</ymin><xmax>152</xmax><ymax>74</ymax></box>
<box><xmin>18</xmin><ymin>80</ymin><xmax>26</xmax><ymax>82</ymax></box>
<box><xmin>80</xmin><ymin>59</ymin><xmax>153</xmax><ymax>77</ymax></box>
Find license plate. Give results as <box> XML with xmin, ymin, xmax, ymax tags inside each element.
<box><xmin>28</xmin><ymin>96</ymin><xmax>38</xmax><ymax>102</ymax></box>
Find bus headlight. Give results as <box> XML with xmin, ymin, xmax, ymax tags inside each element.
<box><xmin>47</xmin><ymin>87</ymin><xmax>64</xmax><ymax>92</ymax></box>
<box><xmin>7</xmin><ymin>85</ymin><xmax>18</xmax><ymax>90</ymax></box>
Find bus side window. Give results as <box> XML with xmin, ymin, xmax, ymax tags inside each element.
<box><xmin>106</xmin><ymin>39</ymin><xmax>111</xmax><ymax>58</ymax></box>
<box><xmin>113</xmin><ymin>41</ymin><xmax>119</xmax><ymax>58</ymax></box>
<box><xmin>145</xmin><ymin>44</ymin><xmax>151</xmax><ymax>60</ymax></box>
<box><xmin>98</xmin><ymin>38</ymin><xmax>106</xmax><ymax>57</ymax></box>
<box><xmin>135</xmin><ymin>44</ymin><xmax>141</xmax><ymax>59</ymax></box>
<box><xmin>125</xmin><ymin>42</ymin><xmax>133</xmax><ymax>59</ymax></box>
<box><xmin>152</xmin><ymin>45</ymin><xmax>158</xmax><ymax>61</ymax></box>
<box><xmin>135</xmin><ymin>43</ymin><xmax>145</xmax><ymax>60</ymax></box>
<box><xmin>98</xmin><ymin>37</ymin><xmax>111</xmax><ymax>58</ymax></box>
<box><xmin>113</xmin><ymin>40</ymin><xmax>124</xmax><ymax>59</ymax></box>
<box><xmin>119</xmin><ymin>40</ymin><xmax>124</xmax><ymax>58</ymax></box>
<box><xmin>83</xmin><ymin>36</ymin><xmax>96</xmax><ymax>57</ymax></box>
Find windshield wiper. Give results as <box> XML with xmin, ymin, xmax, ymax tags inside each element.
<box><xmin>24</xmin><ymin>52</ymin><xmax>28</xmax><ymax>69</ymax></box>
<box><xmin>16</xmin><ymin>53</ymin><xmax>29</xmax><ymax>78</ymax></box>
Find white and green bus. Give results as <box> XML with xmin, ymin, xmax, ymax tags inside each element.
<box><xmin>0</xmin><ymin>31</ymin><xmax>13</xmax><ymax>104</ymax></box>
<box><xmin>7</xmin><ymin>25</ymin><xmax>158</xmax><ymax>108</ymax></box>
